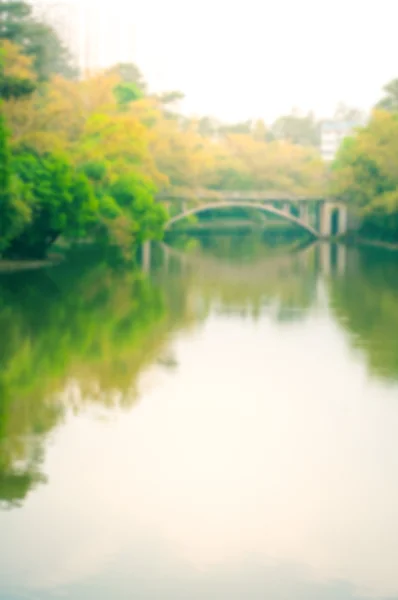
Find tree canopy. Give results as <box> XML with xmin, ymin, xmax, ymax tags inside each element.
<box><xmin>330</xmin><ymin>109</ymin><xmax>398</xmax><ymax>242</ymax></box>
<box><xmin>376</xmin><ymin>78</ymin><xmax>398</xmax><ymax>113</ymax></box>
<box><xmin>0</xmin><ymin>1</ymin><xmax>76</xmax><ymax>81</ymax></box>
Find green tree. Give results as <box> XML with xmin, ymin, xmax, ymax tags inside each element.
<box><xmin>24</xmin><ymin>19</ymin><xmax>77</xmax><ymax>80</ymax></box>
<box><xmin>157</xmin><ymin>90</ymin><xmax>184</xmax><ymax>106</ymax></box>
<box><xmin>4</xmin><ymin>147</ymin><xmax>98</xmax><ymax>259</ymax></box>
<box><xmin>0</xmin><ymin>39</ymin><xmax>36</xmax><ymax>99</ymax></box>
<box><xmin>114</xmin><ymin>81</ymin><xmax>143</xmax><ymax>107</ymax></box>
<box><xmin>0</xmin><ymin>1</ymin><xmax>30</xmax><ymax>40</ymax></box>
<box><xmin>330</xmin><ymin>109</ymin><xmax>398</xmax><ymax>241</ymax></box>
<box><xmin>271</xmin><ymin>112</ymin><xmax>320</xmax><ymax>147</ymax></box>
<box><xmin>0</xmin><ymin>111</ymin><xmax>12</xmax><ymax>250</ymax></box>
<box><xmin>0</xmin><ymin>37</ymin><xmax>36</xmax><ymax>254</ymax></box>
<box><xmin>220</xmin><ymin>120</ymin><xmax>253</xmax><ymax>135</ymax></box>
<box><xmin>0</xmin><ymin>0</ymin><xmax>76</xmax><ymax>81</ymax></box>
<box><xmin>108</xmin><ymin>173</ymin><xmax>168</xmax><ymax>244</ymax></box>
<box><xmin>197</xmin><ymin>116</ymin><xmax>221</xmax><ymax>137</ymax></box>
<box><xmin>333</xmin><ymin>102</ymin><xmax>366</xmax><ymax>122</ymax></box>
<box><xmin>106</xmin><ymin>62</ymin><xmax>146</xmax><ymax>91</ymax></box>
<box><xmin>376</xmin><ymin>78</ymin><xmax>398</xmax><ymax>112</ymax></box>
<box><xmin>0</xmin><ymin>111</ymin><xmax>10</xmax><ymax>193</ymax></box>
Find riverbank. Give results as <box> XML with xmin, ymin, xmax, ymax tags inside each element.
<box><xmin>2</xmin><ymin>235</ymin><xmax>398</xmax><ymax>276</ymax></box>
<box><xmin>346</xmin><ymin>236</ymin><xmax>398</xmax><ymax>252</ymax></box>
<box><xmin>0</xmin><ymin>255</ymin><xmax>63</xmax><ymax>273</ymax></box>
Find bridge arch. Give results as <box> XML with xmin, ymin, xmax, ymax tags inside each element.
<box><xmin>165</xmin><ymin>201</ymin><xmax>318</xmax><ymax>237</ymax></box>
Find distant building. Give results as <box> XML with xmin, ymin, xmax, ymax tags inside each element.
<box><xmin>30</xmin><ymin>2</ymin><xmax>101</xmax><ymax>75</ymax></box>
<box><xmin>30</xmin><ymin>1</ymin><xmax>81</xmax><ymax>68</ymax></box>
<box><xmin>30</xmin><ymin>2</ymin><xmax>135</xmax><ymax>76</ymax></box>
<box><xmin>320</xmin><ymin>120</ymin><xmax>360</xmax><ymax>162</ymax></box>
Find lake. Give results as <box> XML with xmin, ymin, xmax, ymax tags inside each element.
<box><xmin>1</xmin><ymin>235</ymin><xmax>398</xmax><ymax>600</ymax></box>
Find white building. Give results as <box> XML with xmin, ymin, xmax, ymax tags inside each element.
<box><xmin>320</xmin><ymin>120</ymin><xmax>360</xmax><ymax>162</ymax></box>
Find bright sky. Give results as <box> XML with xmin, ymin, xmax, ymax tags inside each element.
<box><xmin>65</xmin><ymin>0</ymin><xmax>397</xmax><ymax>121</ymax></box>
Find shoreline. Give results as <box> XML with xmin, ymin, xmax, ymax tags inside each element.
<box><xmin>346</xmin><ymin>237</ymin><xmax>398</xmax><ymax>252</ymax></box>
<box><xmin>0</xmin><ymin>255</ymin><xmax>63</xmax><ymax>273</ymax></box>
<box><xmin>2</xmin><ymin>236</ymin><xmax>398</xmax><ymax>275</ymax></box>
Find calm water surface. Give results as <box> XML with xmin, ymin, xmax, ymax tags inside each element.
<box><xmin>1</xmin><ymin>236</ymin><xmax>398</xmax><ymax>600</ymax></box>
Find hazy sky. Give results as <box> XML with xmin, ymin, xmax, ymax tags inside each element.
<box><xmin>68</xmin><ymin>0</ymin><xmax>397</xmax><ymax>121</ymax></box>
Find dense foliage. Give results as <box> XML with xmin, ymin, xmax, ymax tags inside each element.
<box><xmin>2</xmin><ymin>0</ymin><xmax>398</xmax><ymax>253</ymax></box>
<box><xmin>0</xmin><ymin>0</ymin><xmax>76</xmax><ymax>81</ymax></box>
<box><xmin>0</xmin><ymin>25</ymin><xmax>168</xmax><ymax>259</ymax></box>
<box><xmin>0</xmin><ymin>1</ymin><xmax>328</xmax><ymax>260</ymax></box>
<box><xmin>331</xmin><ymin>108</ymin><xmax>398</xmax><ymax>242</ymax></box>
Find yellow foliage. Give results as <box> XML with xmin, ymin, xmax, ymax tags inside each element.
<box><xmin>41</xmin><ymin>73</ymin><xmax>120</xmax><ymax>144</ymax></box>
<box><xmin>0</xmin><ymin>40</ymin><xmax>36</xmax><ymax>82</ymax></box>
<box><xmin>76</xmin><ymin>111</ymin><xmax>166</xmax><ymax>186</ymax></box>
<box><xmin>149</xmin><ymin>119</ymin><xmax>222</xmax><ymax>188</ymax></box>
<box><xmin>2</xmin><ymin>64</ymin><xmax>325</xmax><ymax>198</ymax></box>
<box><xmin>3</xmin><ymin>96</ymin><xmax>65</xmax><ymax>152</ymax></box>
<box><xmin>128</xmin><ymin>97</ymin><xmax>163</xmax><ymax>125</ymax></box>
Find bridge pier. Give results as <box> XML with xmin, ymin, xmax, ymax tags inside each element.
<box><xmin>319</xmin><ymin>202</ymin><xmax>348</xmax><ymax>238</ymax></box>
<box><xmin>339</xmin><ymin>205</ymin><xmax>348</xmax><ymax>236</ymax></box>
<box><xmin>319</xmin><ymin>203</ymin><xmax>332</xmax><ymax>237</ymax></box>
<box><xmin>299</xmin><ymin>204</ymin><xmax>309</xmax><ymax>226</ymax></box>
<box><xmin>142</xmin><ymin>240</ymin><xmax>151</xmax><ymax>273</ymax></box>
<box><xmin>163</xmin><ymin>244</ymin><xmax>171</xmax><ymax>273</ymax></box>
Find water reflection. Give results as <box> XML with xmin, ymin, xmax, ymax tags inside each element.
<box><xmin>1</xmin><ymin>237</ymin><xmax>398</xmax><ymax>600</ymax></box>
<box><xmin>330</xmin><ymin>246</ymin><xmax>398</xmax><ymax>382</ymax></box>
<box><xmin>0</xmin><ymin>247</ymin><xmax>194</xmax><ymax>508</ymax></box>
<box><xmin>157</xmin><ymin>235</ymin><xmax>320</xmax><ymax>322</ymax></box>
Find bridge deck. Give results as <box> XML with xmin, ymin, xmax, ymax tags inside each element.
<box><xmin>156</xmin><ymin>190</ymin><xmax>325</xmax><ymax>203</ymax></box>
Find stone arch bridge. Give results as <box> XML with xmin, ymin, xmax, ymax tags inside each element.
<box><xmin>156</xmin><ymin>190</ymin><xmax>349</xmax><ymax>238</ymax></box>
